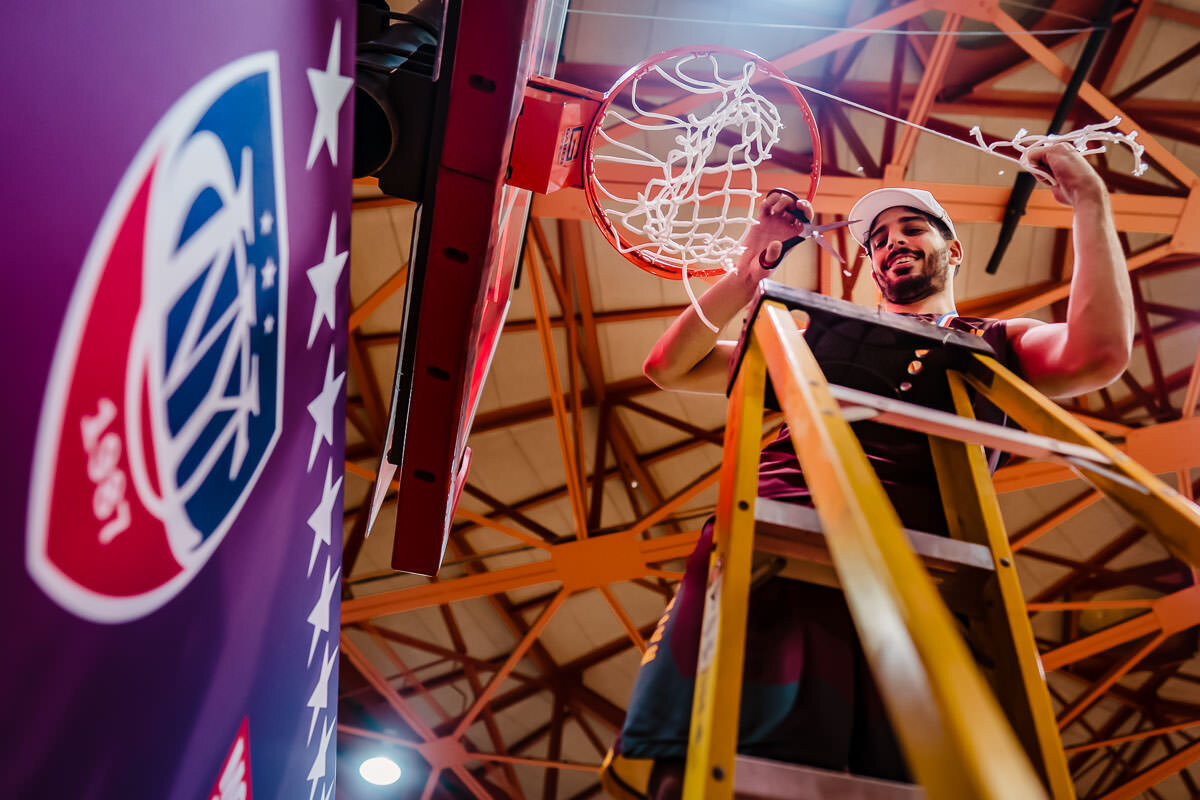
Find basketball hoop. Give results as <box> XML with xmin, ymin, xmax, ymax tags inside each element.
<box><xmin>582</xmin><ymin>45</ymin><xmax>822</xmax><ymax>280</ymax></box>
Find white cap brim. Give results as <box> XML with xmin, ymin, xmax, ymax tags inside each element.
<box><xmin>847</xmin><ymin>188</ymin><xmax>957</xmax><ymax>246</ymax></box>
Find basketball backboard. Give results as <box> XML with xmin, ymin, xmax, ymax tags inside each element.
<box><xmin>370</xmin><ymin>0</ymin><xmax>568</xmax><ymax>575</ymax></box>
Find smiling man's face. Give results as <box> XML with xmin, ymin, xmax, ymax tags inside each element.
<box><xmin>867</xmin><ymin>206</ymin><xmax>962</xmax><ymax>306</ymax></box>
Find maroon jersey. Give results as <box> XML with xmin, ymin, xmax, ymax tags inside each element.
<box><xmin>757</xmin><ymin>313</ymin><xmax>1019</xmax><ymax>535</ymax></box>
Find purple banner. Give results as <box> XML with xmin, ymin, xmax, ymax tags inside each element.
<box><xmin>3</xmin><ymin>3</ymin><xmax>353</xmax><ymax>798</ymax></box>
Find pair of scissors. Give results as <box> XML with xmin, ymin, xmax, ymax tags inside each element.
<box><xmin>757</xmin><ymin>187</ymin><xmax>858</xmax><ymax>269</ymax></box>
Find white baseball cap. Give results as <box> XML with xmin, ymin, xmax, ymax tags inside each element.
<box><xmin>847</xmin><ymin>188</ymin><xmax>957</xmax><ymax>247</ymax></box>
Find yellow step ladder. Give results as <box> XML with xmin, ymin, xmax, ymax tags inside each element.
<box><xmin>683</xmin><ymin>281</ymin><xmax>1200</xmax><ymax>800</ymax></box>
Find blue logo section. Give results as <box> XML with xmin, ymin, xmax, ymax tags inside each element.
<box><xmin>158</xmin><ymin>70</ymin><xmax>284</xmax><ymax>544</ymax></box>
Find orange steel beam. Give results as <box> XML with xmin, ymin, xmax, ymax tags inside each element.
<box><xmin>533</xmin><ymin>178</ymin><xmax>1188</xmax><ymax>235</ymax></box>
<box><xmin>453</xmin><ymin>374</ymin><xmax>652</xmax><ymax>434</ymax></box>
<box><xmin>341</xmin><ymin>528</ymin><xmax>701</xmax><ymax>622</ymax></box>
<box><xmin>615</xmin><ymin>398</ymin><xmax>725</xmax><ymax>445</ymax></box>
<box><xmin>363</xmin><ymin>624</ymin><xmax>456</xmax><ymax>725</ymax></box>
<box><xmin>503</xmin><ymin>303</ymin><xmax>690</xmax><ymax>334</ymax></box>
<box><xmin>340</xmin><ymin>722</ymin><xmax>602</xmax><ymax>773</ymax></box>
<box><xmin>1095</xmin><ymin>738</ymin><xmax>1200</xmax><ymax>800</ymax></box>
<box><xmin>453</xmin><ymin>590</ymin><xmax>568</xmax><ymax>738</ymax></box>
<box><xmin>352</xmin><ymin>195</ymin><xmax>414</xmax><ymax>210</ymax></box>
<box><xmin>526</xmin><ymin>239</ymin><xmax>590</xmax><ymax>538</ymax></box>
<box><xmin>1064</xmin><ymin>680</ymin><xmax>1165</xmax><ymax>777</ymax></box>
<box><xmin>828</xmin><ymin>0</ymin><xmax>877</xmax><ymax>80</ymax></box>
<box><xmin>1056</xmin><ymin>631</ymin><xmax>1169</xmax><ymax>730</ymax></box>
<box><xmin>994</xmin><ymin>412</ymin><xmax>1200</xmax><ymax>492</ymax></box>
<box><xmin>968</xmin><ymin>21</ymin><xmax>1114</xmax><ymax>96</ymax></box>
<box><xmin>1027</xmin><ymin>598</ymin><xmax>1156</xmax><ymax>612</ymax></box>
<box><xmin>364</xmin><ymin>623</ymin><xmax>542</xmax><ymax>684</ymax></box>
<box><xmin>460</xmin><ymin>483</ymin><xmax>560</xmax><ymax>543</ymax></box>
<box><xmin>454</xmin><ymin>507</ymin><xmax>552</xmax><ymax>550</ymax></box>
<box><xmin>442</xmin><ymin>434</ymin><xmax>718</xmax><ymax>540</ymax></box>
<box><xmin>1112</xmin><ymin>27</ymin><xmax>1200</xmax><ymax>107</ymax></box>
<box><xmin>438</xmin><ymin>605</ymin><xmax>529</xmax><ymax>800</ymax></box>
<box><xmin>358</xmin><ymin>303</ymin><xmax>690</xmax><ymax>342</ymax></box>
<box><xmin>600</xmin><ymin>0</ymin><xmax>939</xmax><ymax>143</ymax></box>
<box><xmin>1153</xmin><ymin>2</ymin><xmax>1200</xmax><ymax>27</ymax></box>
<box><xmin>1067</xmin><ymin>412</ymin><xmax>1132</xmax><ymax>438</ymax></box>
<box><xmin>885</xmin><ymin>12</ymin><xmax>961</xmax><ymax>179</ymax></box>
<box><xmin>1029</xmin><ymin>527</ymin><xmax>1146</xmax><ymax>608</ymax></box>
<box><xmin>568</xmin><ymin>701</ymin><xmax>611</xmax><ymax>757</ymax></box>
<box><xmin>1010</xmin><ymin>489</ymin><xmax>1103</xmax><ymax>552</ymax></box>
<box><xmin>960</xmin><ymin>243</ymin><xmax>1176</xmax><ymax>319</ymax></box>
<box><xmin>599</xmin><ymin>585</ymin><xmax>647</xmax><ymax>653</ymax></box>
<box><xmin>555</xmin><ymin>226</ymin><xmax>588</xmax><ymax>508</ymax></box>
<box><xmin>1041</xmin><ymin>584</ymin><xmax>1200</xmax><ymax>673</ymax></box>
<box><xmin>441</xmin><ymin>532</ymin><xmax>563</xmax><ymax>684</ymax></box>
<box><xmin>607</xmin><ymin>415</ymin><xmax>682</xmax><ymax>531</ymax></box>
<box><xmin>1065</xmin><ymin>720</ymin><xmax>1200</xmax><ymax>756</ymax></box>
<box><xmin>1055</xmin><ymin>664</ymin><xmax>1200</xmax><ymax>719</ymax></box>
<box><xmin>473</xmin><ymin>753</ymin><xmax>601</xmax><ymax>773</ymax></box>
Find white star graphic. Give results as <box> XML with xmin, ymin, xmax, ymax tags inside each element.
<box><xmin>307</xmin><ymin>642</ymin><xmax>339</xmax><ymax>744</ymax></box>
<box><xmin>306</xmin><ymin>212</ymin><xmax>348</xmax><ymax>348</ymax></box>
<box><xmin>306</xmin><ymin>19</ymin><xmax>353</xmax><ymax>169</ymax></box>
<box><xmin>263</xmin><ymin>315</ymin><xmax>275</xmax><ymax>335</ymax></box>
<box><xmin>260</xmin><ymin>209</ymin><xmax>274</xmax><ymax>236</ymax></box>
<box><xmin>306</xmin><ymin>346</ymin><xmax>344</xmax><ymax>471</ymax></box>
<box><xmin>307</xmin><ymin>556</ymin><xmax>340</xmax><ymax>666</ymax></box>
<box><xmin>307</xmin><ymin>714</ymin><xmax>337</xmax><ymax>800</ymax></box>
<box><xmin>261</xmin><ymin>257</ymin><xmax>277</xmax><ymax>289</ymax></box>
<box><xmin>307</xmin><ymin>459</ymin><xmax>343</xmax><ymax>577</ymax></box>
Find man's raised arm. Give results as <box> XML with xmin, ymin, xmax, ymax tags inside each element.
<box><xmin>643</xmin><ymin>194</ymin><xmax>816</xmax><ymax>395</ymax></box>
<box><xmin>1005</xmin><ymin>144</ymin><xmax>1134</xmax><ymax>398</ymax></box>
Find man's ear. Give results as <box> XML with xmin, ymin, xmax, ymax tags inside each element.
<box><xmin>869</xmin><ymin>264</ymin><xmax>883</xmax><ymax>291</ymax></box>
<box><xmin>947</xmin><ymin>238</ymin><xmax>964</xmax><ymax>267</ymax></box>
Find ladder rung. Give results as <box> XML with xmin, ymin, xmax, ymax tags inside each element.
<box><xmin>828</xmin><ymin>384</ymin><xmax>1112</xmax><ymax>467</ymax></box>
<box><xmin>734</xmin><ymin>754</ymin><xmax>927</xmax><ymax>799</ymax></box>
<box><xmin>753</xmin><ymin>498</ymin><xmax>994</xmax><ymax>617</ymax></box>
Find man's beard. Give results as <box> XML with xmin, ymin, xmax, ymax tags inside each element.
<box><xmin>878</xmin><ymin>246</ymin><xmax>951</xmax><ymax>305</ymax></box>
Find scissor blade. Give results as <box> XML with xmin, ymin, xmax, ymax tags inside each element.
<box><xmin>810</xmin><ymin>231</ymin><xmax>846</xmax><ymax>265</ymax></box>
<box><xmin>804</xmin><ymin>218</ymin><xmax>859</xmax><ymax>234</ymax></box>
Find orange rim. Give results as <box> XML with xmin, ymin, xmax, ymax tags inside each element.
<box><xmin>583</xmin><ymin>44</ymin><xmax>822</xmax><ymax>281</ymax></box>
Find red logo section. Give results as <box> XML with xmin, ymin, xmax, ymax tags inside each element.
<box><xmin>46</xmin><ymin>165</ymin><xmax>184</xmax><ymax>598</ymax></box>
<box><xmin>210</xmin><ymin>718</ymin><xmax>253</xmax><ymax>800</ymax></box>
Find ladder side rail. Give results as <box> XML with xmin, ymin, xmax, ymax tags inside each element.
<box><xmin>753</xmin><ymin>300</ymin><xmax>1047</xmax><ymax>800</ymax></box>
<box><xmin>929</xmin><ymin>372</ymin><xmax>1075</xmax><ymax>800</ymax></box>
<box><xmin>962</xmin><ymin>355</ymin><xmax>1200</xmax><ymax>565</ymax></box>
<box><xmin>682</xmin><ymin>336</ymin><xmax>769</xmax><ymax>800</ymax></box>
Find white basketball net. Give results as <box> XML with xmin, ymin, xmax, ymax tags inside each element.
<box><xmin>592</xmin><ymin>55</ymin><xmax>784</xmax><ymax>275</ymax></box>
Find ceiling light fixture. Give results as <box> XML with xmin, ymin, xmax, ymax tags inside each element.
<box><xmin>359</xmin><ymin>755</ymin><xmax>402</xmax><ymax>786</ymax></box>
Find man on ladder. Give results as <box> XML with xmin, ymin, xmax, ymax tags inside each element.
<box><xmin>603</xmin><ymin>143</ymin><xmax>1133</xmax><ymax>799</ymax></box>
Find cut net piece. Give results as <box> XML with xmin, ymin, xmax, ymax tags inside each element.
<box><xmin>968</xmin><ymin>116</ymin><xmax>1148</xmax><ymax>182</ymax></box>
